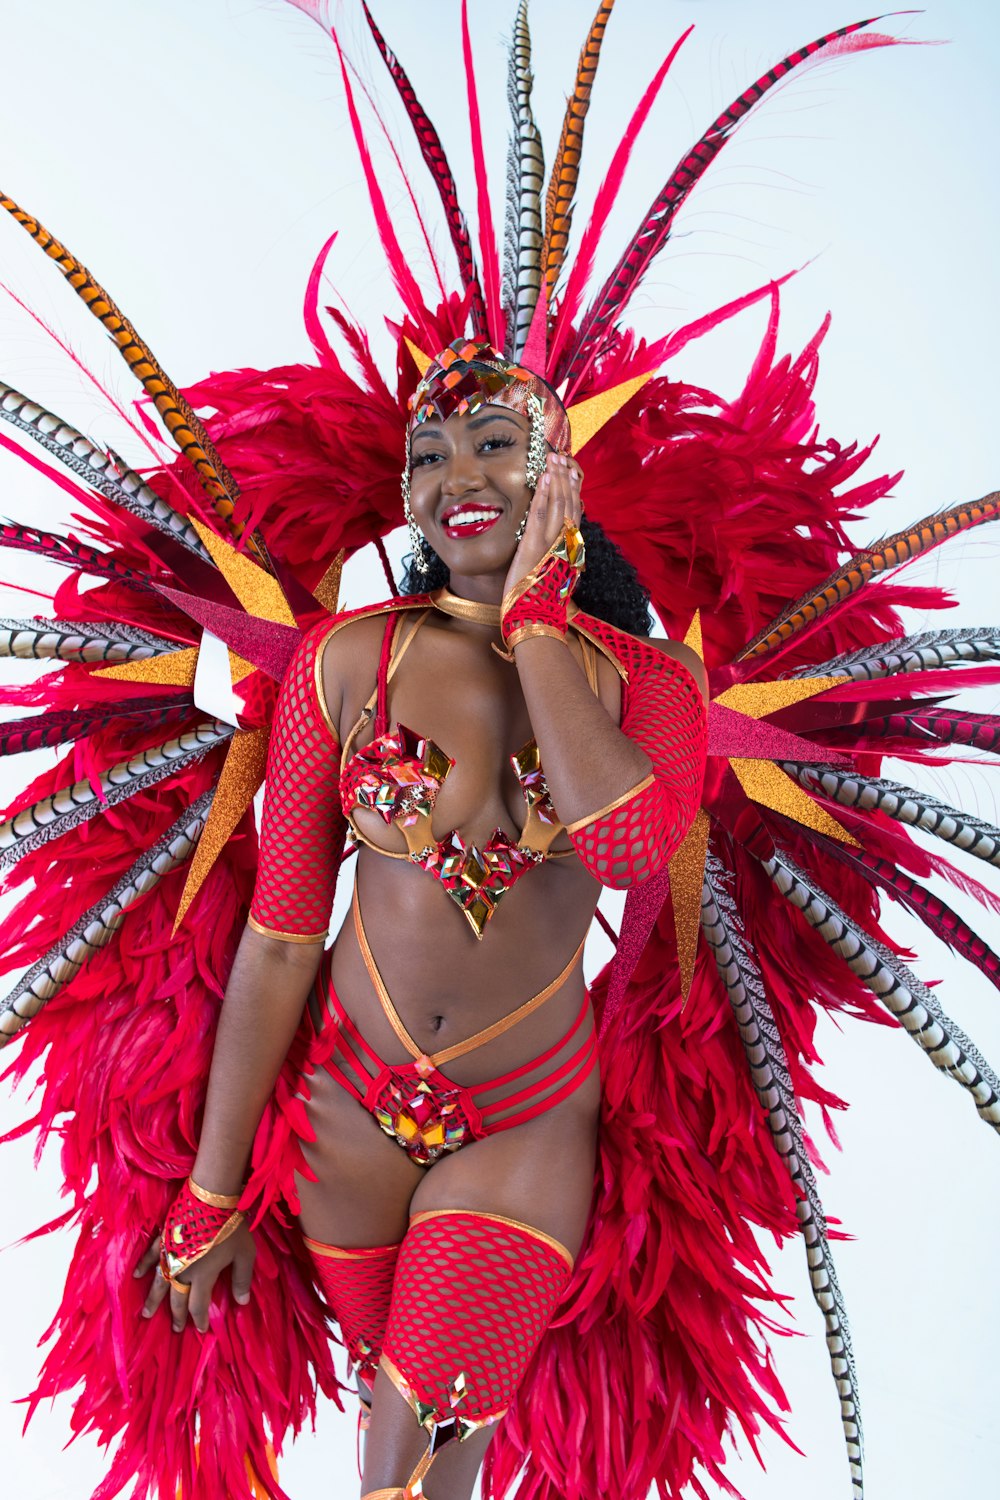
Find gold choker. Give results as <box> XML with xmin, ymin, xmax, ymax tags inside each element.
<box><xmin>431</xmin><ymin>588</ymin><xmax>502</xmax><ymax>626</ymax></box>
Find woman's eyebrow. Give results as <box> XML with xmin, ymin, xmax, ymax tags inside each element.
<box><xmin>466</xmin><ymin>411</ymin><xmax>522</xmax><ymax>431</ymax></box>
<box><xmin>410</xmin><ymin>425</ymin><xmax>443</xmax><ymax>443</ymax></box>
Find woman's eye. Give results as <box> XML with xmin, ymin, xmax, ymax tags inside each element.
<box><xmin>479</xmin><ymin>435</ymin><xmax>514</xmax><ymax>453</ymax></box>
<box><xmin>411</xmin><ymin>451</ymin><xmax>442</xmax><ymax>467</ymax></box>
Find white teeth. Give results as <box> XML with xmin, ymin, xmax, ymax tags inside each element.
<box><xmin>446</xmin><ymin>509</ymin><xmax>501</xmax><ymax>527</ymax></box>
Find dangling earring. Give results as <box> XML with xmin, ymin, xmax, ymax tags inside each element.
<box><xmin>514</xmin><ymin>508</ymin><xmax>529</xmax><ymax>544</ymax></box>
<box><xmin>524</xmin><ymin>393</ymin><xmax>547</xmax><ymax>490</ymax></box>
<box><xmin>401</xmin><ymin>465</ymin><xmax>431</xmax><ymax>571</ymax></box>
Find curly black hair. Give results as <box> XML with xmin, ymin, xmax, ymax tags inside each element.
<box><xmin>399</xmin><ymin>515</ymin><xmax>653</xmax><ymax>636</ymax></box>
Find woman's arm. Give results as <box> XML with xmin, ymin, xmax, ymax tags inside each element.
<box><xmin>140</xmin><ymin>621</ymin><xmax>346</xmax><ymax>1330</ymax></box>
<box><xmin>507</xmin><ymin>455</ymin><xmax>708</xmax><ymax>886</ymax></box>
<box><xmin>189</xmin><ymin>928</ymin><xmax>324</xmax><ymax>1196</ymax></box>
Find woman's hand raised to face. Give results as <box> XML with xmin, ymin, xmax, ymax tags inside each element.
<box><xmin>502</xmin><ymin>451</ymin><xmax>583</xmax><ymax>602</ymax></box>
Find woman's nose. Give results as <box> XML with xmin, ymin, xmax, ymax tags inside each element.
<box><xmin>439</xmin><ymin>449</ymin><xmax>487</xmax><ymax>495</ymax></box>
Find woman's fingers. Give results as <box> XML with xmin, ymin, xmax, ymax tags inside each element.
<box><xmin>231</xmin><ymin>1240</ymin><xmax>256</xmax><ymax>1306</ymax></box>
<box><xmin>544</xmin><ymin>453</ymin><xmax>583</xmax><ymax>534</ymax></box>
<box><xmin>134</xmin><ymin>1234</ymin><xmax>160</xmax><ymax>1278</ymax></box>
<box><xmin>187</xmin><ymin>1274</ymin><xmax>212</xmax><ymax>1334</ymax></box>
<box><xmin>170</xmin><ymin>1277</ymin><xmax>193</xmax><ymax>1333</ymax></box>
<box><xmin>141</xmin><ymin>1263</ymin><xmax>170</xmax><ymax>1319</ymax></box>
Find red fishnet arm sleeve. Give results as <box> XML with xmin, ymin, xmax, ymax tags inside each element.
<box><xmin>566</xmin><ymin>645</ymin><xmax>706</xmax><ymax>888</ymax></box>
<box><xmin>248</xmin><ymin>623</ymin><xmax>346</xmax><ymax>941</ymax></box>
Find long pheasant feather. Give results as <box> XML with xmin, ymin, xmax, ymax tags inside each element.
<box><xmin>542</xmin><ymin>0</ymin><xmax>616</xmax><ymax>300</ymax></box>
<box><xmin>328</xmin><ymin>31</ymin><xmax>434</xmax><ymax>345</ymax></box>
<box><xmin>739</xmin><ymin>493</ymin><xmax>1000</xmax><ymax>663</ymax></box>
<box><xmin>0</xmin><ymin>720</ymin><xmax>230</xmax><ymax>872</ymax></box>
<box><xmin>0</xmin><ymin>617</ymin><xmax>177</xmax><ymax>663</ymax></box>
<box><xmin>560</xmin><ymin>17</ymin><xmax>904</xmax><ymax>393</ymax></box>
<box><xmin>501</xmin><ymin>0</ymin><xmax>545</xmax><ymax>359</ymax></box>
<box><xmin>780</xmin><ymin>763</ymin><xmax>1000</xmax><ymax>871</ymax></box>
<box><xmin>797</xmin><ymin>626</ymin><xmax>1000</xmax><ymax>680</ymax></box>
<box><xmin>0</xmin><ymin>790</ymin><xmax>213</xmax><ymax>1046</ymax></box>
<box><xmin>361</xmin><ymin>2</ymin><xmax>487</xmax><ymax>336</ymax></box>
<box><xmin>702</xmin><ymin>854</ymin><xmax>863</xmax><ymax>1499</ymax></box>
<box><xmin>807</xmin><ymin>837</ymin><xmax>1000</xmax><ymax>998</ymax></box>
<box><xmin>547</xmin><ymin>31</ymin><xmax>691</xmax><ymax>376</ymax></box>
<box><xmin>840</xmin><ymin>707</ymin><xmax>1000</xmax><ymax>758</ymax></box>
<box><xmin>764</xmin><ymin>846</ymin><xmax>1000</xmax><ymax>1131</ymax></box>
<box><xmin>0</xmin><ymin>522</ymin><xmax>144</xmax><ymax>587</ymax></box>
<box><xmin>0</xmin><ymin>190</ymin><xmax>241</xmax><ymax>527</ymax></box>
<box><xmin>0</xmin><ymin>379</ymin><xmax>210</xmax><ymax>559</ymax></box>
<box><xmin>0</xmin><ymin>696</ymin><xmax>193</xmax><ymax>757</ymax></box>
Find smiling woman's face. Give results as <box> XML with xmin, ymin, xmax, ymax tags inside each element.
<box><xmin>407</xmin><ymin>404</ymin><xmax>533</xmax><ymax>579</ymax></box>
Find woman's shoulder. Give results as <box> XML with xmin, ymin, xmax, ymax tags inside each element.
<box><xmin>571</xmin><ymin>611</ymin><xmax>708</xmax><ymax>701</ymax></box>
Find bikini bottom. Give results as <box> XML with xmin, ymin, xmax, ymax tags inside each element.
<box><xmin>313</xmin><ymin>954</ymin><xmax>598</xmax><ymax>1168</ymax></box>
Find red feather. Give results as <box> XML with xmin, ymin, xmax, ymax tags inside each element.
<box><xmin>460</xmin><ymin>0</ymin><xmax>504</xmax><ymax>347</ymax></box>
<box><xmin>546</xmin><ymin>28</ymin><xmax>692</xmax><ymax>378</ymax></box>
<box><xmin>361</xmin><ymin>1</ymin><xmax>488</xmax><ymax>337</ymax></box>
<box><xmin>327</xmin><ymin>29</ymin><xmax>436</xmax><ymax>346</ymax></box>
<box><xmin>560</xmin><ymin>17</ymin><xmax>908</xmax><ymax>393</ymax></box>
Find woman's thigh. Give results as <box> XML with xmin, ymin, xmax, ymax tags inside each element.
<box><xmin>296</xmin><ymin>1065</ymin><xmax>424</xmax><ymax>1246</ymax></box>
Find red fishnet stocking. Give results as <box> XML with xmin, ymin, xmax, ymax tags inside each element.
<box><xmin>567</xmin><ymin>616</ymin><xmax>706</xmax><ymax>886</ymax></box>
<box><xmin>304</xmin><ymin>1237</ymin><xmax>400</xmax><ymax>1391</ymax></box>
<box><xmin>249</xmin><ymin>622</ymin><xmax>347</xmax><ymax>939</ymax></box>
<box><xmin>382</xmin><ymin>1210</ymin><xmax>571</xmax><ymax>1434</ymax></box>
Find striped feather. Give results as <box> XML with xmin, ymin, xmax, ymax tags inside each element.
<box><xmin>738</xmin><ymin>492</ymin><xmax>1000</xmax><ymax>662</ymax></box>
<box><xmin>0</xmin><ymin>190</ymin><xmax>242</xmax><ymax>528</ymax></box>
<box><xmin>764</xmin><ymin>846</ymin><xmax>1000</xmax><ymax>1130</ymax></box>
<box><xmin>844</xmin><ymin>707</ymin><xmax>1000</xmax><ymax>758</ymax></box>
<box><xmin>701</xmin><ymin>854</ymin><xmax>863</xmax><ymax>1498</ymax></box>
<box><xmin>560</xmin><ymin>17</ymin><xmax>899</xmax><ymax>392</ymax></box>
<box><xmin>0</xmin><ymin>789</ymin><xmax>213</xmax><ymax>1046</ymax></box>
<box><xmin>0</xmin><ymin>695</ymin><xmax>193</xmax><ymax>757</ymax></box>
<box><xmin>780</xmin><ymin>763</ymin><xmax>1000</xmax><ymax>870</ymax></box>
<box><xmin>0</xmin><ymin>618</ymin><xmax>177</xmax><ymax>663</ymax></box>
<box><xmin>361</xmin><ymin>2</ymin><xmax>488</xmax><ymax>337</ymax></box>
<box><xmin>548</xmin><ymin>32</ymin><xmax>691</xmax><ymax>376</ymax></box>
<box><xmin>0</xmin><ymin>720</ymin><xmax>230</xmax><ymax>872</ymax></box>
<box><xmin>0</xmin><ymin>379</ymin><xmax>210</xmax><ymax>559</ymax></box>
<box><xmin>0</xmin><ymin>522</ymin><xmax>144</xmax><ymax>587</ymax></box>
<box><xmin>501</xmin><ymin>0</ymin><xmax>545</xmax><ymax>359</ymax></box>
<box><xmin>816</xmin><ymin>840</ymin><xmax>1000</xmax><ymax>998</ymax></box>
<box><xmin>328</xmin><ymin>30</ymin><xmax>436</xmax><ymax>345</ymax></box>
<box><xmin>797</xmin><ymin>626</ymin><xmax>1000</xmax><ymax>680</ymax></box>
<box><xmin>542</xmin><ymin>0</ymin><xmax>616</xmax><ymax>300</ymax></box>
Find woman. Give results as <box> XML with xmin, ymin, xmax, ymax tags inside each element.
<box><xmin>1</xmin><ymin>6</ymin><xmax>997</xmax><ymax>1500</ymax></box>
<box><xmin>139</xmin><ymin>343</ymin><xmax>707</xmax><ymax>1497</ymax></box>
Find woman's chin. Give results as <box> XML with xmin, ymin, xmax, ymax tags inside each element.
<box><xmin>433</xmin><ymin>535</ymin><xmax>517</xmax><ymax>579</ymax></box>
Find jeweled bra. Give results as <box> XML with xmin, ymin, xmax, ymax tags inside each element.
<box><xmin>337</xmin><ymin>596</ymin><xmax>584</xmax><ymax>936</ymax></box>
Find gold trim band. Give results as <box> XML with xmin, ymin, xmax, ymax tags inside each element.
<box><xmin>507</xmin><ymin>623</ymin><xmax>568</xmax><ymax>649</ymax></box>
<box><xmin>247</xmin><ymin>913</ymin><xmax>329</xmax><ymax>943</ymax></box>
<box><xmin>407</xmin><ymin>1208</ymin><xmax>575</xmax><ymax>1271</ymax></box>
<box><xmin>431</xmin><ymin>588</ymin><xmax>502</xmax><ymax>626</ymax></box>
<box><xmin>188</xmin><ymin>1178</ymin><xmax>240</xmax><ymax>1209</ymax></box>
<box><xmin>565</xmin><ymin>772</ymin><xmax>654</xmax><ymax>836</ymax></box>
<box><xmin>302</xmin><ymin>1236</ymin><xmax>402</xmax><ymax>1259</ymax></box>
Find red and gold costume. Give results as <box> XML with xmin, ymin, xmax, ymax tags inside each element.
<box><xmin>0</xmin><ymin>5</ymin><xmax>997</xmax><ymax>1500</ymax></box>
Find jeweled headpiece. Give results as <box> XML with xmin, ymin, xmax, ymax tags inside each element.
<box><xmin>408</xmin><ymin>338</ymin><xmax>571</xmax><ymax>454</ymax></box>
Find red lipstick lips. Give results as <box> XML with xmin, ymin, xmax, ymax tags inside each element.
<box><xmin>440</xmin><ymin>502</ymin><xmax>504</xmax><ymax>539</ymax></box>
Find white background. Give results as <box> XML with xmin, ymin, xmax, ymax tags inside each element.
<box><xmin>0</xmin><ymin>2</ymin><xmax>997</xmax><ymax>1498</ymax></box>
